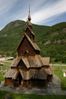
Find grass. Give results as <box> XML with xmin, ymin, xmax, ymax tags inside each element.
<box><xmin>11</xmin><ymin>94</ymin><xmax>66</xmax><ymax>99</ymax></box>
<box><xmin>0</xmin><ymin>72</ymin><xmax>4</xmax><ymax>81</ymax></box>
<box><xmin>0</xmin><ymin>60</ymin><xmax>12</xmax><ymax>81</ymax></box>
<box><xmin>0</xmin><ymin>91</ymin><xmax>66</xmax><ymax>99</ymax></box>
<box><xmin>53</xmin><ymin>64</ymin><xmax>66</xmax><ymax>90</ymax></box>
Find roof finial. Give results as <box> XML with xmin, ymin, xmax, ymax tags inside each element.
<box><xmin>28</xmin><ymin>4</ymin><xmax>31</xmax><ymax>21</ymax></box>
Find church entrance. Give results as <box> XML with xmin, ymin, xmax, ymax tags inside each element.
<box><xmin>14</xmin><ymin>72</ymin><xmax>22</xmax><ymax>87</ymax></box>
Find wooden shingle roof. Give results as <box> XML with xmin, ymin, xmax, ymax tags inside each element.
<box><xmin>44</xmin><ymin>67</ymin><xmax>52</xmax><ymax>75</ymax></box>
<box><xmin>11</xmin><ymin>56</ymin><xmax>21</xmax><ymax>68</ymax></box>
<box><xmin>22</xmin><ymin>55</ymin><xmax>50</xmax><ymax>68</ymax></box>
<box><xmin>5</xmin><ymin>69</ymin><xmax>18</xmax><ymax>79</ymax></box>
<box><xmin>22</xmin><ymin>55</ymin><xmax>43</xmax><ymax>68</ymax></box>
<box><xmin>11</xmin><ymin>55</ymin><xmax>50</xmax><ymax>68</ymax></box>
<box><xmin>41</xmin><ymin>57</ymin><xmax>50</xmax><ymax>66</ymax></box>
<box><xmin>17</xmin><ymin>34</ymin><xmax>40</xmax><ymax>52</ymax></box>
<box><xmin>25</xmin><ymin>26</ymin><xmax>35</xmax><ymax>36</ymax></box>
<box><xmin>25</xmin><ymin>34</ymin><xmax>40</xmax><ymax>51</ymax></box>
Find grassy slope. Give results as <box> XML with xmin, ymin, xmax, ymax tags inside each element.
<box><xmin>53</xmin><ymin>64</ymin><xmax>66</xmax><ymax>90</ymax></box>
<box><xmin>0</xmin><ymin>60</ymin><xmax>11</xmax><ymax>81</ymax></box>
<box><xmin>0</xmin><ymin>91</ymin><xmax>66</xmax><ymax>99</ymax></box>
<box><xmin>0</xmin><ymin>20</ymin><xmax>66</xmax><ymax>62</ymax></box>
<box><xmin>0</xmin><ymin>20</ymin><xmax>50</xmax><ymax>56</ymax></box>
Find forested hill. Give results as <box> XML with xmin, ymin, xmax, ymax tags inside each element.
<box><xmin>0</xmin><ymin>20</ymin><xmax>66</xmax><ymax>63</ymax></box>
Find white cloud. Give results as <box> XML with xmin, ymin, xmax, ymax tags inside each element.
<box><xmin>31</xmin><ymin>0</ymin><xmax>66</xmax><ymax>24</ymax></box>
<box><xmin>0</xmin><ymin>0</ymin><xmax>17</xmax><ymax>15</ymax></box>
<box><xmin>0</xmin><ymin>0</ymin><xmax>66</xmax><ymax>29</ymax></box>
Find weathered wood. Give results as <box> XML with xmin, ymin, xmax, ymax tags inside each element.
<box><xmin>17</xmin><ymin>36</ymin><xmax>36</xmax><ymax>56</ymax></box>
<box><xmin>4</xmin><ymin>12</ymin><xmax>53</xmax><ymax>87</ymax></box>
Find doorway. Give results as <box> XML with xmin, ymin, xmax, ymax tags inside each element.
<box><xmin>14</xmin><ymin>72</ymin><xmax>22</xmax><ymax>87</ymax></box>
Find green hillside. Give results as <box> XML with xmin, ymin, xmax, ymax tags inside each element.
<box><xmin>0</xmin><ymin>20</ymin><xmax>66</xmax><ymax>63</ymax></box>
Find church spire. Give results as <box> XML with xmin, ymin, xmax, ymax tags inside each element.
<box><xmin>27</xmin><ymin>5</ymin><xmax>32</xmax><ymax>29</ymax></box>
<box><xmin>28</xmin><ymin>5</ymin><xmax>31</xmax><ymax>21</ymax></box>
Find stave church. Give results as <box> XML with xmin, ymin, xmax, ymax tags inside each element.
<box><xmin>4</xmin><ymin>8</ymin><xmax>53</xmax><ymax>88</ymax></box>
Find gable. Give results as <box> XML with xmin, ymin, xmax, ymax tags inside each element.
<box><xmin>17</xmin><ymin>35</ymin><xmax>37</xmax><ymax>56</ymax></box>
<box><xmin>18</xmin><ymin>59</ymin><xmax>27</xmax><ymax>70</ymax></box>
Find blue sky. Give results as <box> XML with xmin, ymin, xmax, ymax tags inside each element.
<box><xmin>0</xmin><ymin>0</ymin><xmax>66</xmax><ymax>30</ymax></box>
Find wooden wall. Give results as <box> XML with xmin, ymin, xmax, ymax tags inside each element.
<box><xmin>5</xmin><ymin>78</ymin><xmax>13</xmax><ymax>86</ymax></box>
<box><xmin>18</xmin><ymin>37</ymin><xmax>36</xmax><ymax>56</ymax></box>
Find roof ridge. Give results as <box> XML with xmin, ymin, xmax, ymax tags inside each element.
<box><xmin>26</xmin><ymin>26</ymin><xmax>35</xmax><ymax>36</ymax></box>
<box><xmin>25</xmin><ymin>33</ymin><xmax>40</xmax><ymax>51</ymax></box>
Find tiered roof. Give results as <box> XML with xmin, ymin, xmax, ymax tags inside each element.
<box><xmin>5</xmin><ymin>8</ymin><xmax>52</xmax><ymax>81</ymax></box>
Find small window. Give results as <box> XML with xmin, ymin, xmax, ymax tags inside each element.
<box><xmin>24</xmin><ymin>50</ymin><xmax>29</xmax><ymax>56</ymax></box>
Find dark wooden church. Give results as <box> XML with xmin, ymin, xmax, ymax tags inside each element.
<box><xmin>4</xmin><ymin>9</ymin><xmax>53</xmax><ymax>88</ymax></box>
